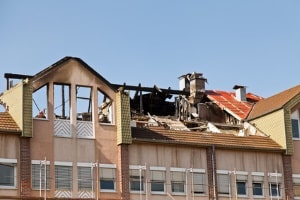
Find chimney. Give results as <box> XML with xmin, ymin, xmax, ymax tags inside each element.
<box><xmin>189</xmin><ymin>72</ymin><xmax>207</xmax><ymax>104</ymax></box>
<box><xmin>233</xmin><ymin>85</ymin><xmax>246</xmax><ymax>101</ymax></box>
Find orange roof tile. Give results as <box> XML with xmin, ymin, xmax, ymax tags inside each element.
<box><xmin>132</xmin><ymin>126</ymin><xmax>282</xmax><ymax>151</ymax></box>
<box><xmin>248</xmin><ymin>85</ymin><xmax>300</xmax><ymax>120</ymax></box>
<box><xmin>0</xmin><ymin>112</ymin><xmax>21</xmax><ymax>133</ymax></box>
<box><xmin>205</xmin><ymin>90</ymin><xmax>262</xmax><ymax>120</ymax></box>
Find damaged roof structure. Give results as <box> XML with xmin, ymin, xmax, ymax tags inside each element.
<box><xmin>0</xmin><ymin>56</ymin><xmax>291</xmax><ymax>200</ymax></box>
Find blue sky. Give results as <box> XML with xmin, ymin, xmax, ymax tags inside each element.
<box><xmin>0</xmin><ymin>0</ymin><xmax>299</xmax><ymax>98</ymax></box>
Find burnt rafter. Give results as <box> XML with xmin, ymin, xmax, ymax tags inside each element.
<box><xmin>112</xmin><ymin>83</ymin><xmax>186</xmax><ymax>116</ymax></box>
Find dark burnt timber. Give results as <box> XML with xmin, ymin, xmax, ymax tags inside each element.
<box><xmin>112</xmin><ymin>83</ymin><xmax>189</xmax><ymax>95</ymax></box>
<box><xmin>4</xmin><ymin>73</ymin><xmax>34</xmax><ymax>90</ymax></box>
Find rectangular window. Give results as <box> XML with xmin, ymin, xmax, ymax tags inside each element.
<box><xmin>55</xmin><ymin>165</ymin><xmax>72</xmax><ymax>190</ymax></box>
<box><xmin>0</xmin><ymin>163</ymin><xmax>16</xmax><ymax>188</ymax></box>
<box><xmin>150</xmin><ymin>168</ymin><xmax>165</xmax><ymax>193</ymax></box>
<box><xmin>269</xmin><ymin>183</ymin><xmax>280</xmax><ymax>197</ymax></box>
<box><xmin>130</xmin><ymin>167</ymin><xmax>145</xmax><ymax>192</ymax></box>
<box><xmin>268</xmin><ymin>173</ymin><xmax>282</xmax><ymax>198</ymax></box>
<box><xmin>76</xmin><ymin>86</ymin><xmax>92</xmax><ymax>121</ymax></box>
<box><xmin>100</xmin><ymin>167</ymin><xmax>116</xmax><ymax>191</ymax></box>
<box><xmin>78</xmin><ymin>166</ymin><xmax>92</xmax><ymax>190</ymax></box>
<box><xmin>236</xmin><ymin>174</ymin><xmax>247</xmax><ymax>196</ymax></box>
<box><xmin>98</xmin><ymin>89</ymin><xmax>113</xmax><ymax>124</ymax></box>
<box><xmin>54</xmin><ymin>84</ymin><xmax>70</xmax><ymax>119</ymax></box>
<box><xmin>32</xmin><ymin>162</ymin><xmax>50</xmax><ymax>190</ymax></box>
<box><xmin>33</xmin><ymin>84</ymin><xmax>48</xmax><ymax>119</ymax></box>
<box><xmin>170</xmin><ymin>170</ymin><xmax>185</xmax><ymax>194</ymax></box>
<box><xmin>293</xmin><ymin>175</ymin><xmax>300</xmax><ymax>197</ymax></box>
<box><xmin>217</xmin><ymin>173</ymin><xmax>230</xmax><ymax>195</ymax></box>
<box><xmin>192</xmin><ymin>171</ymin><xmax>206</xmax><ymax>194</ymax></box>
<box><xmin>292</xmin><ymin>119</ymin><xmax>300</xmax><ymax>138</ymax></box>
<box><xmin>252</xmin><ymin>173</ymin><xmax>264</xmax><ymax>197</ymax></box>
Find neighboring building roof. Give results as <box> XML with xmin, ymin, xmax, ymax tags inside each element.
<box><xmin>131</xmin><ymin>126</ymin><xmax>282</xmax><ymax>151</ymax></box>
<box><xmin>206</xmin><ymin>90</ymin><xmax>263</xmax><ymax>120</ymax></box>
<box><xmin>248</xmin><ymin>85</ymin><xmax>300</xmax><ymax>120</ymax></box>
<box><xmin>0</xmin><ymin>112</ymin><xmax>21</xmax><ymax>134</ymax></box>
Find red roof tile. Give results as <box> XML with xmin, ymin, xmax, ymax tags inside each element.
<box><xmin>205</xmin><ymin>90</ymin><xmax>262</xmax><ymax>120</ymax></box>
<box><xmin>0</xmin><ymin>112</ymin><xmax>21</xmax><ymax>133</ymax></box>
<box><xmin>132</xmin><ymin>126</ymin><xmax>282</xmax><ymax>151</ymax></box>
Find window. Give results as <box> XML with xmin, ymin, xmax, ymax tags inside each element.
<box><xmin>78</xmin><ymin>166</ymin><xmax>92</xmax><ymax>190</ymax></box>
<box><xmin>252</xmin><ymin>173</ymin><xmax>264</xmax><ymax>197</ymax></box>
<box><xmin>192</xmin><ymin>171</ymin><xmax>206</xmax><ymax>194</ymax></box>
<box><xmin>98</xmin><ymin>89</ymin><xmax>113</xmax><ymax>124</ymax></box>
<box><xmin>269</xmin><ymin>183</ymin><xmax>280</xmax><ymax>197</ymax></box>
<box><xmin>268</xmin><ymin>173</ymin><xmax>282</xmax><ymax>198</ymax></box>
<box><xmin>32</xmin><ymin>160</ymin><xmax>50</xmax><ymax>190</ymax></box>
<box><xmin>0</xmin><ymin>161</ymin><xmax>16</xmax><ymax>188</ymax></box>
<box><xmin>292</xmin><ymin>119</ymin><xmax>300</xmax><ymax>138</ymax></box>
<box><xmin>236</xmin><ymin>173</ymin><xmax>248</xmax><ymax>196</ymax></box>
<box><xmin>293</xmin><ymin>175</ymin><xmax>300</xmax><ymax>197</ymax></box>
<box><xmin>129</xmin><ymin>166</ymin><xmax>145</xmax><ymax>192</ymax></box>
<box><xmin>170</xmin><ymin>169</ymin><xmax>185</xmax><ymax>194</ymax></box>
<box><xmin>150</xmin><ymin>167</ymin><xmax>166</xmax><ymax>193</ymax></box>
<box><xmin>100</xmin><ymin>166</ymin><xmax>116</xmax><ymax>191</ymax></box>
<box><xmin>54</xmin><ymin>84</ymin><xmax>70</xmax><ymax>119</ymax></box>
<box><xmin>217</xmin><ymin>171</ymin><xmax>230</xmax><ymax>195</ymax></box>
<box><xmin>55</xmin><ymin>164</ymin><xmax>72</xmax><ymax>190</ymax></box>
<box><xmin>76</xmin><ymin>86</ymin><xmax>92</xmax><ymax>121</ymax></box>
<box><xmin>33</xmin><ymin>84</ymin><xmax>48</xmax><ymax>119</ymax></box>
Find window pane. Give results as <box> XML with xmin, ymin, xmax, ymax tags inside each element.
<box><xmin>78</xmin><ymin>166</ymin><xmax>92</xmax><ymax>190</ymax></box>
<box><xmin>100</xmin><ymin>180</ymin><xmax>114</xmax><ymax>190</ymax></box>
<box><xmin>292</xmin><ymin>119</ymin><xmax>300</xmax><ymax>138</ymax></box>
<box><xmin>151</xmin><ymin>181</ymin><xmax>164</xmax><ymax>192</ymax></box>
<box><xmin>32</xmin><ymin>164</ymin><xmax>50</xmax><ymax>189</ymax></box>
<box><xmin>98</xmin><ymin>89</ymin><xmax>113</xmax><ymax>124</ymax></box>
<box><xmin>217</xmin><ymin>174</ymin><xmax>229</xmax><ymax>194</ymax></box>
<box><xmin>171</xmin><ymin>182</ymin><xmax>185</xmax><ymax>193</ymax></box>
<box><xmin>76</xmin><ymin>86</ymin><xmax>92</xmax><ymax>121</ymax></box>
<box><xmin>193</xmin><ymin>172</ymin><xmax>205</xmax><ymax>194</ymax></box>
<box><xmin>0</xmin><ymin>164</ymin><xmax>14</xmax><ymax>186</ymax></box>
<box><xmin>33</xmin><ymin>84</ymin><xmax>48</xmax><ymax>119</ymax></box>
<box><xmin>270</xmin><ymin>183</ymin><xmax>280</xmax><ymax>197</ymax></box>
<box><xmin>253</xmin><ymin>183</ymin><xmax>263</xmax><ymax>196</ymax></box>
<box><xmin>54</xmin><ymin>84</ymin><xmax>70</xmax><ymax>119</ymax></box>
<box><xmin>130</xmin><ymin>169</ymin><xmax>144</xmax><ymax>192</ymax></box>
<box><xmin>237</xmin><ymin>181</ymin><xmax>246</xmax><ymax>195</ymax></box>
<box><xmin>55</xmin><ymin>165</ymin><xmax>72</xmax><ymax>189</ymax></box>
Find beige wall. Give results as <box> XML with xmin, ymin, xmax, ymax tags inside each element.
<box><xmin>250</xmin><ymin>109</ymin><xmax>286</xmax><ymax>150</ymax></box>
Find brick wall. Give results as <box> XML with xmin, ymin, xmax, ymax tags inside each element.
<box><xmin>20</xmin><ymin>137</ymin><xmax>31</xmax><ymax>197</ymax></box>
<box><xmin>206</xmin><ymin>146</ymin><xmax>217</xmax><ymax>200</ymax></box>
<box><xmin>117</xmin><ymin>144</ymin><xmax>130</xmax><ymax>200</ymax></box>
<box><xmin>282</xmin><ymin>155</ymin><xmax>294</xmax><ymax>200</ymax></box>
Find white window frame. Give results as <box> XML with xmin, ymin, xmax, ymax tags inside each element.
<box><xmin>268</xmin><ymin>172</ymin><xmax>282</xmax><ymax>198</ymax></box>
<box><xmin>54</xmin><ymin>161</ymin><xmax>73</xmax><ymax>190</ymax></box>
<box><xmin>170</xmin><ymin>167</ymin><xmax>185</xmax><ymax>195</ymax></box>
<box><xmin>252</xmin><ymin>172</ymin><xmax>264</xmax><ymax>198</ymax></box>
<box><xmin>217</xmin><ymin>170</ymin><xmax>230</xmax><ymax>196</ymax></box>
<box><xmin>0</xmin><ymin>158</ymin><xmax>17</xmax><ymax>189</ymax></box>
<box><xmin>235</xmin><ymin>171</ymin><xmax>248</xmax><ymax>197</ymax></box>
<box><xmin>191</xmin><ymin>168</ymin><xmax>206</xmax><ymax>195</ymax></box>
<box><xmin>129</xmin><ymin>165</ymin><xmax>146</xmax><ymax>193</ymax></box>
<box><xmin>150</xmin><ymin>166</ymin><xmax>166</xmax><ymax>194</ymax></box>
<box><xmin>292</xmin><ymin>110</ymin><xmax>300</xmax><ymax>139</ymax></box>
<box><xmin>99</xmin><ymin>164</ymin><xmax>117</xmax><ymax>192</ymax></box>
<box><xmin>31</xmin><ymin>160</ymin><xmax>50</xmax><ymax>190</ymax></box>
<box><xmin>77</xmin><ymin>162</ymin><xmax>93</xmax><ymax>191</ymax></box>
